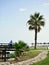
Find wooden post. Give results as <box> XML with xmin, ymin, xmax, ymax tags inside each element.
<box><xmin>4</xmin><ymin>48</ymin><xmax>6</xmax><ymax>61</ymax></box>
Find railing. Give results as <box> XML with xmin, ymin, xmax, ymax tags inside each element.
<box><xmin>0</xmin><ymin>45</ymin><xmax>15</xmax><ymax>61</ymax></box>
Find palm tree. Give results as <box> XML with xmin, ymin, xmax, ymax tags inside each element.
<box><xmin>27</xmin><ymin>12</ymin><xmax>45</xmax><ymax>49</ymax></box>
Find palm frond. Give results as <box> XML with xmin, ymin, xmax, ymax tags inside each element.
<box><xmin>29</xmin><ymin>26</ymin><xmax>35</xmax><ymax>30</ymax></box>
<box><xmin>34</xmin><ymin>13</ymin><xmax>40</xmax><ymax>18</ymax></box>
<box><xmin>38</xmin><ymin>15</ymin><xmax>44</xmax><ymax>21</ymax></box>
<box><xmin>27</xmin><ymin>20</ymin><xmax>31</xmax><ymax>24</ymax></box>
<box><xmin>40</xmin><ymin>21</ymin><xmax>45</xmax><ymax>26</ymax></box>
<box><xmin>27</xmin><ymin>19</ymin><xmax>34</xmax><ymax>25</ymax></box>
<box><xmin>30</xmin><ymin>15</ymin><xmax>36</xmax><ymax>20</ymax></box>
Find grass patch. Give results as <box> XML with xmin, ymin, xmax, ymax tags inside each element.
<box><xmin>10</xmin><ymin>50</ymin><xmax>41</xmax><ymax>61</ymax></box>
<box><xmin>31</xmin><ymin>51</ymin><xmax>49</xmax><ymax>65</ymax></box>
<box><xmin>19</xmin><ymin>50</ymin><xmax>41</xmax><ymax>61</ymax></box>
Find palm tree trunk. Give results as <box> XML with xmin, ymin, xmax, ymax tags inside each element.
<box><xmin>34</xmin><ymin>29</ymin><xmax>37</xmax><ymax>49</ymax></box>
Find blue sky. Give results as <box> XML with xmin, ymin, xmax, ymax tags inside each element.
<box><xmin>0</xmin><ymin>0</ymin><xmax>49</xmax><ymax>45</ymax></box>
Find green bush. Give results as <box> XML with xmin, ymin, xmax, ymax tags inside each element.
<box><xmin>13</xmin><ymin>40</ymin><xmax>29</xmax><ymax>57</ymax></box>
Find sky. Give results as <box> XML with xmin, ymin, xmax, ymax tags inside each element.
<box><xmin>0</xmin><ymin>0</ymin><xmax>49</xmax><ymax>46</ymax></box>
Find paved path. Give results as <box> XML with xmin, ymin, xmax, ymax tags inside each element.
<box><xmin>0</xmin><ymin>50</ymin><xmax>48</xmax><ymax>65</ymax></box>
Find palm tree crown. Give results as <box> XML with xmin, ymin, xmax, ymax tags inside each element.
<box><xmin>27</xmin><ymin>12</ymin><xmax>45</xmax><ymax>32</ymax></box>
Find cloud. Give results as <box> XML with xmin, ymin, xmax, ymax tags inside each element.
<box><xmin>19</xmin><ymin>8</ymin><xmax>27</xmax><ymax>12</ymax></box>
<box><xmin>43</xmin><ymin>2</ymin><xmax>49</xmax><ymax>6</ymax></box>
